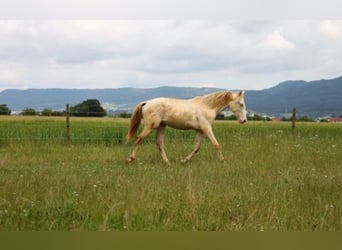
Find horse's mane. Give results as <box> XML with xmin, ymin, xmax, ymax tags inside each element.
<box><xmin>194</xmin><ymin>91</ymin><xmax>233</xmax><ymax>111</ymax></box>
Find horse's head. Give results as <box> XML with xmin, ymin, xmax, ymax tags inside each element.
<box><xmin>229</xmin><ymin>91</ymin><xmax>247</xmax><ymax>124</ymax></box>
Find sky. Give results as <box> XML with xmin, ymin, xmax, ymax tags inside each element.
<box><xmin>0</xmin><ymin>2</ymin><xmax>341</xmax><ymax>91</ymax></box>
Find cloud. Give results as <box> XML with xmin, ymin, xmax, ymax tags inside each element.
<box><xmin>0</xmin><ymin>20</ymin><xmax>341</xmax><ymax>91</ymax></box>
<box><xmin>319</xmin><ymin>20</ymin><xmax>342</xmax><ymax>38</ymax></box>
<box><xmin>260</xmin><ymin>30</ymin><xmax>296</xmax><ymax>51</ymax></box>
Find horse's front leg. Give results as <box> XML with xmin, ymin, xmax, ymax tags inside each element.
<box><xmin>203</xmin><ymin>126</ymin><xmax>224</xmax><ymax>161</ymax></box>
<box><xmin>181</xmin><ymin>131</ymin><xmax>203</xmax><ymax>163</ymax></box>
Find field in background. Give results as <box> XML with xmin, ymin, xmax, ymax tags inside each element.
<box><xmin>0</xmin><ymin>116</ymin><xmax>341</xmax><ymax>230</ymax></box>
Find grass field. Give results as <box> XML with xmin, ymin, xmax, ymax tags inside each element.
<box><xmin>0</xmin><ymin>116</ymin><xmax>341</xmax><ymax>230</ymax></box>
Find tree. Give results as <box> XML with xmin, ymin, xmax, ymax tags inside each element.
<box><xmin>0</xmin><ymin>104</ymin><xmax>11</xmax><ymax>115</ymax></box>
<box><xmin>21</xmin><ymin>108</ymin><xmax>38</xmax><ymax>116</ymax></box>
<box><xmin>215</xmin><ymin>113</ymin><xmax>225</xmax><ymax>120</ymax></box>
<box><xmin>297</xmin><ymin>115</ymin><xmax>314</xmax><ymax>122</ymax></box>
<box><xmin>41</xmin><ymin>108</ymin><xmax>53</xmax><ymax>116</ymax></box>
<box><xmin>118</xmin><ymin>112</ymin><xmax>131</xmax><ymax>118</ymax></box>
<box><xmin>226</xmin><ymin>114</ymin><xmax>237</xmax><ymax>120</ymax></box>
<box><xmin>41</xmin><ymin>108</ymin><xmax>65</xmax><ymax>116</ymax></box>
<box><xmin>70</xmin><ymin>99</ymin><xmax>107</xmax><ymax>117</ymax></box>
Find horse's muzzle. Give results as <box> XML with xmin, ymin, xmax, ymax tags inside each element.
<box><xmin>239</xmin><ymin>119</ymin><xmax>247</xmax><ymax>124</ymax></box>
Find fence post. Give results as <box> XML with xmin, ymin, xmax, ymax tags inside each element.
<box><xmin>66</xmin><ymin>104</ymin><xmax>70</xmax><ymax>143</ymax></box>
<box><xmin>292</xmin><ymin>107</ymin><xmax>296</xmax><ymax>132</ymax></box>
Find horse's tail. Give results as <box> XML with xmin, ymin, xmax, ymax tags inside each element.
<box><xmin>126</xmin><ymin>102</ymin><xmax>146</xmax><ymax>143</ymax></box>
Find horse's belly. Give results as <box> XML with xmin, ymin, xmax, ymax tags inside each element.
<box><xmin>162</xmin><ymin>110</ymin><xmax>201</xmax><ymax>130</ymax></box>
<box><xmin>163</xmin><ymin>120</ymin><xmax>197</xmax><ymax>130</ymax></box>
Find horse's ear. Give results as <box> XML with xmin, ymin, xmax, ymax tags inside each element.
<box><xmin>239</xmin><ymin>90</ymin><xmax>245</xmax><ymax>96</ymax></box>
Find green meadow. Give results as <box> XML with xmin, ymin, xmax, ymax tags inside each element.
<box><xmin>0</xmin><ymin>116</ymin><xmax>341</xmax><ymax>230</ymax></box>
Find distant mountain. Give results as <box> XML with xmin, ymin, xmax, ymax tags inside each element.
<box><xmin>0</xmin><ymin>87</ymin><xmax>223</xmax><ymax>113</ymax></box>
<box><xmin>247</xmin><ymin>76</ymin><xmax>342</xmax><ymax>117</ymax></box>
<box><xmin>1</xmin><ymin>76</ymin><xmax>342</xmax><ymax>118</ymax></box>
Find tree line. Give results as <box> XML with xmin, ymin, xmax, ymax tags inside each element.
<box><xmin>0</xmin><ymin>99</ymin><xmax>107</xmax><ymax>117</ymax></box>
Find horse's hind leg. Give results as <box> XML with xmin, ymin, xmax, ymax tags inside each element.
<box><xmin>181</xmin><ymin>131</ymin><xmax>203</xmax><ymax>163</ymax></box>
<box><xmin>127</xmin><ymin>126</ymin><xmax>154</xmax><ymax>162</ymax></box>
<box><xmin>156</xmin><ymin>125</ymin><xmax>170</xmax><ymax>165</ymax></box>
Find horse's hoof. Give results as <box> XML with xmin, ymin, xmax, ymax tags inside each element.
<box><xmin>181</xmin><ymin>159</ymin><xmax>187</xmax><ymax>164</ymax></box>
<box><xmin>126</xmin><ymin>157</ymin><xmax>135</xmax><ymax>162</ymax></box>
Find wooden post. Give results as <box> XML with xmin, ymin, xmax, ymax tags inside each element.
<box><xmin>292</xmin><ymin>107</ymin><xmax>296</xmax><ymax>132</ymax></box>
<box><xmin>66</xmin><ymin>104</ymin><xmax>70</xmax><ymax>143</ymax></box>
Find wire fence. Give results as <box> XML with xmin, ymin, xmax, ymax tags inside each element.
<box><xmin>0</xmin><ymin>115</ymin><xmax>199</xmax><ymax>146</ymax></box>
<box><xmin>6</xmin><ymin>105</ymin><xmax>336</xmax><ymax>147</ymax></box>
<box><xmin>1</xmin><ymin>115</ymin><xmax>341</xmax><ymax>148</ymax></box>
<box><xmin>0</xmin><ymin>119</ymin><xmax>122</xmax><ymax>145</ymax></box>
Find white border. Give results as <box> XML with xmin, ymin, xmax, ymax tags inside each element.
<box><xmin>0</xmin><ymin>0</ymin><xmax>341</xmax><ymax>19</ymax></box>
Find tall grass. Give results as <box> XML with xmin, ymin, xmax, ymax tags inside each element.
<box><xmin>0</xmin><ymin>117</ymin><xmax>341</xmax><ymax>230</ymax></box>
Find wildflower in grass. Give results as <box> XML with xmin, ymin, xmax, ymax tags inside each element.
<box><xmin>23</xmin><ymin>209</ymin><xmax>28</xmax><ymax>217</ymax></box>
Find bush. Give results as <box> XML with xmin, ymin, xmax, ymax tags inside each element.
<box><xmin>0</xmin><ymin>104</ymin><xmax>11</xmax><ymax>115</ymax></box>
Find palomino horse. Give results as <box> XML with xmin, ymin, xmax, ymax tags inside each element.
<box><xmin>126</xmin><ymin>91</ymin><xmax>247</xmax><ymax>164</ymax></box>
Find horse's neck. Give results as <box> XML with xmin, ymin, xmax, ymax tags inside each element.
<box><xmin>213</xmin><ymin>103</ymin><xmax>230</xmax><ymax>114</ymax></box>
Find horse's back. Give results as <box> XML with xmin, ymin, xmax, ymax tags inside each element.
<box><xmin>143</xmin><ymin>97</ymin><xmax>192</xmax><ymax>118</ymax></box>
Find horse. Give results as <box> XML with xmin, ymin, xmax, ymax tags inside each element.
<box><xmin>126</xmin><ymin>90</ymin><xmax>247</xmax><ymax>164</ymax></box>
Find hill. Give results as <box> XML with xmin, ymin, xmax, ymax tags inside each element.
<box><xmin>0</xmin><ymin>87</ymin><xmax>223</xmax><ymax>113</ymax></box>
<box><xmin>247</xmin><ymin>76</ymin><xmax>342</xmax><ymax>117</ymax></box>
<box><xmin>1</xmin><ymin>76</ymin><xmax>342</xmax><ymax>118</ymax></box>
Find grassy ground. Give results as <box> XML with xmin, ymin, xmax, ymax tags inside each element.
<box><xmin>0</xmin><ymin>117</ymin><xmax>341</xmax><ymax>230</ymax></box>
